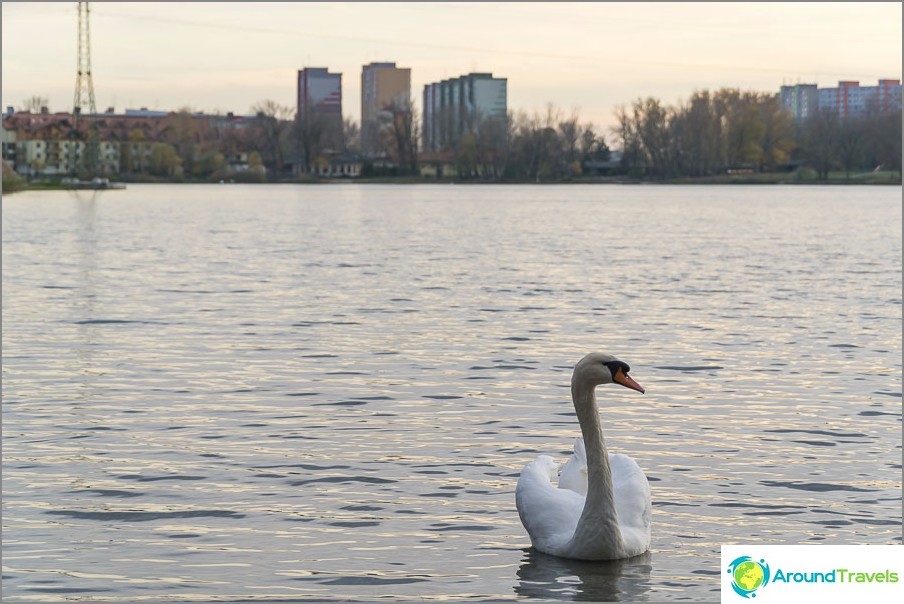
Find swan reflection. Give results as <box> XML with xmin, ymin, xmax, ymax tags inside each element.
<box><xmin>515</xmin><ymin>548</ymin><xmax>653</xmax><ymax>601</ymax></box>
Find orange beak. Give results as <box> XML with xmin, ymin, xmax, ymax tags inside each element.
<box><xmin>613</xmin><ymin>368</ymin><xmax>645</xmax><ymax>394</ymax></box>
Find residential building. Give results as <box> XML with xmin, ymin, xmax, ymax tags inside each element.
<box><xmin>780</xmin><ymin>80</ymin><xmax>902</xmax><ymax>121</ymax></box>
<box><xmin>360</xmin><ymin>62</ymin><xmax>411</xmax><ymax>156</ymax></box>
<box><xmin>422</xmin><ymin>72</ymin><xmax>507</xmax><ymax>152</ymax></box>
<box><xmin>779</xmin><ymin>84</ymin><xmax>819</xmax><ymax>121</ymax></box>
<box><xmin>297</xmin><ymin>67</ymin><xmax>343</xmax><ymax>150</ymax></box>
<box><xmin>876</xmin><ymin>79</ymin><xmax>903</xmax><ymax>114</ymax></box>
<box><xmin>2</xmin><ymin>109</ymin><xmax>257</xmax><ymax>178</ymax></box>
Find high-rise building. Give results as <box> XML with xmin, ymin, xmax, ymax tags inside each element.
<box><xmin>297</xmin><ymin>67</ymin><xmax>343</xmax><ymax>148</ymax></box>
<box><xmin>779</xmin><ymin>84</ymin><xmax>819</xmax><ymax>121</ymax></box>
<box><xmin>422</xmin><ymin>72</ymin><xmax>507</xmax><ymax>152</ymax></box>
<box><xmin>781</xmin><ymin>80</ymin><xmax>901</xmax><ymax>120</ymax></box>
<box><xmin>818</xmin><ymin>81</ymin><xmax>864</xmax><ymax>118</ymax></box>
<box><xmin>877</xmin><ymin>79</ymin><xmax>902</xmax><ymax>115</ymax></box>
<box><xmin>361</xmin><ymin>62</ymin><xmax>411</xmax><ymax>156</ymax></box>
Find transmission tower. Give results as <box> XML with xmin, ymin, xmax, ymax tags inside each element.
<box><xmin>72</xmin><ymin>1</ymin><xmax>98</xmax><ymax>175</ymax></box>
<box><xmin>74</xmin><ymin>2</ymin><xmax>97</xmax><ymax>116</ymax></box>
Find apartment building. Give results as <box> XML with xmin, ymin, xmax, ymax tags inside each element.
<box><xmin>360</xmin><ymin>62</ymin><xmax>411</xmax><ymax>157</ymax></box>
<box><xmin>779</xmin><ymin>84</ymin><xmax>819</xmax><ymax>121</ymax></box>
<box><xmin>2</xmin><ymin>109</ymin><xmax>254</xmax><ymax>177</ymax></box>
<box><xmin>297</xmin><ymin>67</ymin><xmax>343</xmax><ymax>149</ymax></box>
<box><xmin>781</xmin><ymin>79</ymin><xmax>902</xmax><ymax>120</ymax></box>
<box><xmin>422</xmin><ymin>72</ymin><xmax>507</xmax><ymax>152</ymax></box>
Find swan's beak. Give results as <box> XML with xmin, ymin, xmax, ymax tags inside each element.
<box><xmin>614</xmin><ymin>369</ymin><xmax>645</xmax><ymax>394</ymax></box>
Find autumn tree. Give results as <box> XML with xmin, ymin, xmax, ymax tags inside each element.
<box><xmin>149</xmin><ymin>143</ymin><xmax>182</xmax><ymax>178</ymax></box>
<box><xmin>162</xmin><ymin>109</ymin><xmax>200</xmax><ymax>176</ymax></box>
<box><xmin>757</xmin><ymin>95</ymin><xmax>794</xmax><ymax>171</ymax></box>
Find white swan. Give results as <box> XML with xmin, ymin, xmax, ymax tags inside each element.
<box><xmin>516</xmin><ymin>352</ymin><xmax>651</xmax><ymax>560</ymax></box>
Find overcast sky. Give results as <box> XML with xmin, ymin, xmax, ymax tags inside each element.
<box><xmin>2</xmin><ymin>2</ymin><xmax>901</xmax><ymax>133</ymax></box>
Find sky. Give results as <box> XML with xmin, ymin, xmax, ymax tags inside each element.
<box><xmin>2</xmin><ymin>2</ymin><xmax>901</xmax><ymax>133</ymax></box>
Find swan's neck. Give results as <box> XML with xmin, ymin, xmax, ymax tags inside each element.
<box><xmin>568</xmin><ymin>381</ymin><xmax>624</xmax><ymax>556</ymax></box>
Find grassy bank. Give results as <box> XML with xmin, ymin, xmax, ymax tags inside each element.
<box><xmin>5</xmin><ymin>169</ymin><xmax>900</xmax><ymax>192</ymax></box>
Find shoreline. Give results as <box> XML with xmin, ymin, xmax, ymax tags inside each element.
<box><xmin>5</xmin><ymin>171</ymin><xmax>901</xmax><ymax>193</ymax></box>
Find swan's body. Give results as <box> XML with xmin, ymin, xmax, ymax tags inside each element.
<box><xmin>516</xmin><ymin>353</ymin><xmax>651</xmax><ymax>560</ymax></box>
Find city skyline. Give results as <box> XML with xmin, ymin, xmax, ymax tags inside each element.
<box><xmin>2</xmin><ymin>2</ymin><xmax>901</xmax><ymax>132</ymax></box>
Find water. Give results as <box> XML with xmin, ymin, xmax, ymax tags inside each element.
<box><xmin>2</xmin><ymin>184</ymin><xmax>901</xmax><ymax>602</ymax></box>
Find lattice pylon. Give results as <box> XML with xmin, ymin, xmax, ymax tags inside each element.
<box><xmin>73</xmin><ymin>2</ymin><xmax>96</xmax><ymax>117</ymax></box>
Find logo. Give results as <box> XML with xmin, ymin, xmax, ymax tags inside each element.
<box><xmin>727</xmin><ymin>556</ymin><xmax>771</xmax><ymax>598</ymax></box>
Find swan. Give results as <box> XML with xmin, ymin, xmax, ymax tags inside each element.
<box><xmin>515</xmin><ymin>352</ymin><xmax>651</xmax><ymax>560</ymax></box>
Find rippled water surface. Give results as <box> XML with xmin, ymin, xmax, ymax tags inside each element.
<box><xmin>2</xmin><ymin>184</ymin><xmax>901</xmax><ymax>602</ymax></box>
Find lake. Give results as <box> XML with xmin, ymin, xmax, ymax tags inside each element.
<box><xmin>2</xmin><ymin>183</ymin><xmax>901</xmax><ymax>602</ymax></box>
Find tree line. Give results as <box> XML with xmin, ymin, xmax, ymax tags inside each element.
<box><xmin>245</xmin><ymin>87</ymin><xmax>900</xmax><ymax>182</ymax></box>
<box><xmin>245</xmin><ymin>99</ymin><xmax>614</xmax><ymax>182</ymax></box>
<box><xmin>13</xmin><ymin>88</ymin><xmax>900</xmax><ymax>183</ymax></box>
<box><xmin>611</xmin><ymin>89</ymin><xmax>901</xmax><ymax>180</ymax></box>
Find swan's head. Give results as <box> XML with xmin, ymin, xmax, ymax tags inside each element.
<box><xmin>573</xmin><ymin>352</ymin><xmax>645</xmax><ymax>393</ymax></box>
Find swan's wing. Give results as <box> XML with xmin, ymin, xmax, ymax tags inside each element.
<box><xmin>558</xmin><ymin>438</ymin><xmax>588</xmax><ymax>495</ymax></box>
<box><xmin>610</xmin><ymin>453</ymin><xmax>652</xmax><ymax>555</ymax></box>
<box><xmin>516</xmin><ymin>455</ymin><xmax>585</xmax><ymax>554</ymax></box>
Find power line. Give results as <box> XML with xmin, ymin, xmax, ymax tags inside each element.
<box><xmin>92</xmin><ymin>7</ymin><xmax>894</xmax><ymax>82</ymax></box>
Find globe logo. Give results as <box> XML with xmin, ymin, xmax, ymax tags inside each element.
<box><xmin>726</xmin><ymin>556</ymin><xmax>771</xmax><ymax>598</ymax></box>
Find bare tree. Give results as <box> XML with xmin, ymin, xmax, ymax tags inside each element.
<box><xmin>837</xmin><ymin>117</ymin><xmax>866</xmax><ymax>179</ymax></box>
<box><xmin>557</xmin><ymin>110</ymin><xmax>581</xmax><ymax>175</ymax></box>
<box><xmin>21</xmin><ymin>96</ymin><xmax>49</xmax><ymax>112</ymax></box>
<box><xmin>475</xmin><ymin>113</ymin><xmax>510</xmax><ymax>179</ymax></box>
<box><xmin>250</xmin><ymin>100</ymin><xmax>293</xmax><ymax>174</ymax></box>
<box><xmin>342</xmin><ymin>117</ymin><xmax>360</xmax><ymax>154</ymax></box>
<box><xmin>803</xmin><ymin>110</ymin><xmax>840</xmax><ymax>180</ymax></box>
<box><xmin>612</xmin><ymin>104</ymin><xmax>642</xmax><ymax>173</ymax></box>
<box><xmin>379</xmin><ymin>98</ymin><xmax>419</xmax><ymax>174</ymax></box>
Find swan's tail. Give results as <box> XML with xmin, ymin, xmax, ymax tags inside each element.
<box><xmin>558</xmin><ymin>438</ymin><xmax>588</xmax><ymax>495</ymax></box>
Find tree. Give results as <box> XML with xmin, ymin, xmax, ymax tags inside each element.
<box><xmin>21</xmin><ymin>96</ymin><xmax>48</xmax><ymax>113</ymax></box>
<box><xmin>508</xmin><ymin>105</ymin><xmax>567</xmax><ymax>181</ymax></box>
<box><xmin>292</xmin><ymin>101</ymin><xmax>335</xmax><ymax>175</ymax></box>
<box><xmin>455</xmin><ymin>132</ymin><xmax>478</xmax><ymax>179</ymax></box>
<box><xmin>803</xmin><ymin>110</ymin><xmax>840</xmax><ymax>180</ymax></box>
<box><xmin>557</xmin><ymin>111</ymin><xmax>581</xmax><ymax>175</ymax></box>
<box><xmin>632</xmin><ymin>97</ymin><xmax>673</xmax><ymax>177</ymax></box>
<box><xmin>248</xmin><ymin>151</ymin><xmax>266</xmax><ymax>177</ymax></box>
<box><xmin>756</xmin><ymin>96</ymin><xmax>794</xmax><ymax>171</ymax></box>
<box><xmin>149</xmin><ymin>143</ymin><xmax>183</xmax><ymax>178</ymax></box>
<box><xmin>163</xmin><ymin>109</ymin><xmax>199</xmax><ymax>176</ymax></box>
<box><xmin>475</xmin><ymin>113</ymin><xmax>510</xmax><ymax>179</ymax></box>
<box><xmin>721</xmin><ymin>91</ymin><xmax>767</xmax><ymax>168</ymax></box>
<box><xmin>837</xmin><ymin>118</ymin><xmax>866</xmax><ymax>179</ymax></box>
<box><xmin>862</xmin><ymin>110</ymin><xmax>902</xmax><ymax>173</ymax></box>
<box><xmin>579</xmin><ymin>124</ymin><xmax>610</xmax><ymax>162</ymax></box>
<box><xmin>342</xmin><ymin>117</ymin><xmax>360</xmax><ymax>154</ymax></box>
<box><xmin>194</xmin><ymin>146</ymin><xmax>226</xmax><ymax>179</ymax></box>
<box><xmin>120</xmin><ymin>128</ymin><xmax>148</xmax><ymax>174</ymax></box>
<box><xmin>612</xmin><ymin>104</ymin><xmax>643</xmax><ymax>174</ymax></box>
<box><xmin>673</xmin><ymin>91</ymin><xmax>722</xmax><ymax>176</ymax></box>
<box><xmin>250</xmin><ymin>100</ymin><xmax>293</xmax><ymax>174</ymax></box>
<box><xmin>379</xmin><ymin>98</ymin><xmax>419</xmax><ymax>174</ymax></box>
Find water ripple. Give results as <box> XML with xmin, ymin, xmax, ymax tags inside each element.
<box><xmin>2</xmin><ymin>184</ymin><xmax>900</xmax><ymax>602</ymax></box>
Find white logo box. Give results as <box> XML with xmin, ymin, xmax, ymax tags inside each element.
<box><xmin>721</xmin><ymin>545</ymin><xmax>903</xmax><ymax>603</ymax></box>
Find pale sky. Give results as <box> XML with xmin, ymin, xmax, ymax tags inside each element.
<box><xmin>2</xmin><ymin>2</ymin><xmax>901</xmax><ymax>134</ymax></box>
